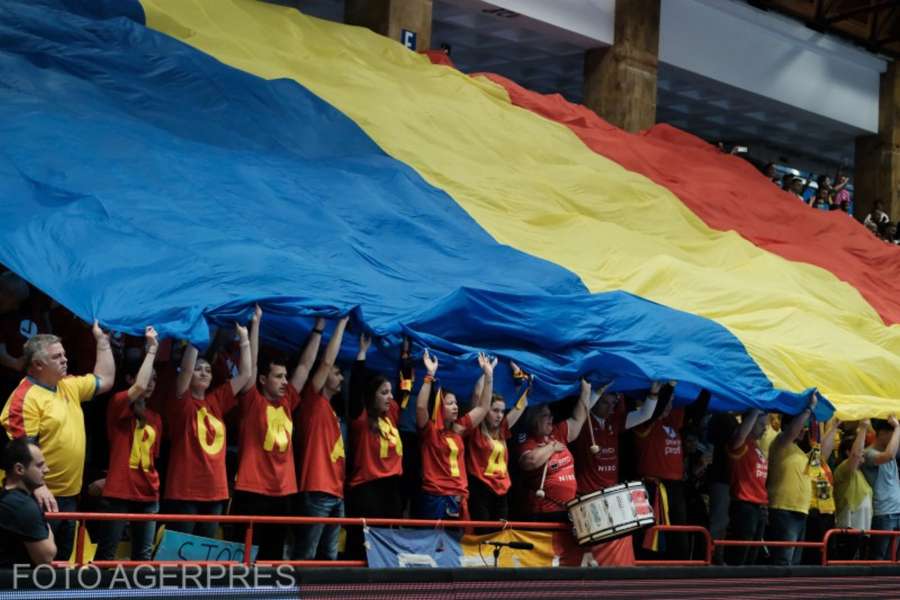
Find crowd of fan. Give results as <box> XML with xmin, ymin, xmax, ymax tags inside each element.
<box><xmin>0</xmin><ymin>270</ymin><xmax>898</xmax><ymax>569</ymax></box>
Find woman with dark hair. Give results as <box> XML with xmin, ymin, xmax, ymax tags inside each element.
<box><xmin>465</xmin><ymin>362</ymin><xmax>529</xmax><ymax>524</ymax></box>
<box><xmin>344</xmin><ymin>333</ymin><xmax>404</xmax><ymax>557</ymax></box>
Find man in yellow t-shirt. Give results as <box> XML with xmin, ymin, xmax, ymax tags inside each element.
<box><xmin>766</xmin><ymin>394</ymin><xmax>816</xmax><ymax>566</ymax></box>
<box><xmin>0</xmin><ymin>323</ymin><xmax>115</xmax><ymax>560</ymax></box>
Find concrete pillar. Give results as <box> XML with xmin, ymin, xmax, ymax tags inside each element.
<box><xmin>345</xmin><ymin>0</ymin><xmax>432</xmax><ymax>52</ymax></box>
<box><xmin>855</xmin><ymin>61</ymin><xmax>900</xmax><ymax>221</ymax></box>
<box><xmin>583</xmin><ymin>0</ymin><xmax>660</xmax><ymax>133</ymax></box>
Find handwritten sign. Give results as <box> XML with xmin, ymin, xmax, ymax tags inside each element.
<box><xmin>154</xmin><ymin>529</ymin><xmax>258</xmax><ymax>562</ymax></box>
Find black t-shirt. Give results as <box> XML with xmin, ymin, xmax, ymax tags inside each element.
<box><xmin>0</xmin><ymin>488</ymin><xmax>50</xmax><ymax>567</ymax></box>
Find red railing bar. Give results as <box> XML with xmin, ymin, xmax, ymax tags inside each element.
<box><xmin>633</xmin><ymin>560</ymin><xmax>708</xmax><ymax>566</ymax></box>
<box><xmin>82</xmin><ymin>560</ymin><xmax>366</xmax><ymax>568</ymax></box>
<box><xmin>713</xmin><ymin>539</ymin><xmax>823</xmax><ymax>548</ymax></box>
<box><xmin>75</xmin><ymin>518</ymin><xmax>86</xmax><ymax>566</ymax></box>
<box><xmin>243</xmin><ymin>524</ymin><xmax>253</xmax><ymax>566</ymax></box>
<box><xmin>45</xmin><ymin>512</ymin><xmax>569</xmax><ymax>530</ymax></box>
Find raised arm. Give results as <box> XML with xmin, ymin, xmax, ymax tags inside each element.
<box><xmin>847</xmin><ymin>420</ymin><xmax>869</xmax><ymax>471</ymax></box>
<box><xmin>504</xmin><ymin>361</ymin><xmax>529</xmax><ymax>429</ymax></box>
<box><xmin>228</xmin><ymin>323</ymin><xmax>251</xmax><ymax>396</ymax></box>
<box><xmin>416</xmin><ymin>350</ymin><xmax>438</xmax><ymax>430</ymax></box>
<box><xmin>290</xmin><ymin>317</ymin><xmax>325</xmax><ymax>394</ymax></box>
<box><xmin>731</xmin><ymin>408</ymin><xmax>763</xmax><ymax>450</ymax></box>
<box><xmin>773</xmin><ymin>393</ymin><xmax>816</xmax><ymax>452</ymax></box>
<box><xmin>821</xmin><ymin>418</ymin><xmax>841</xmax><ymax>463</ymax></box>
<box><xmin>625</xmin><ymin>381</ymin><xmax>664</xmax><ymax>430</ymax></box>
<box><xmin>348</xmin><ymin>333</ymin><xmax>371</xmax><ymax>421</ymax></box>
<box><xmin>243</xmin><ymin>305</ymin><xmax>262</xmax><ymax>394</ymax></box>
<box><xmin>565</xmin><ymin>379</ymin><xmax>597</xmax><ymax>443</ymax></box>
<box><xmin>870</xmin><ymin>415</ymin><xmax>900</xmax><ymax>465</ymax></box>
<box><xmin>175</xmin><ymin>343</ymin><xmax>199</xmax><ymax>398</ymax></box>
<box><xmin>454</xmin><ymin>353</ymin><xmax>494</xmax><ymax>433</ymax></box>
<box><xmin>309</xmin><ymin>316</ymin><xmax>349</xmax><ymax>393</ymax></box>
<box><xmin>127</xmin><ymin>327</ymin><xmax>159</xmax><ymax>401</ymax></box>
<box><xmin>92</xmin><ymin>320</ymin><xmax>115</xmax><ymax>395</ymax></box>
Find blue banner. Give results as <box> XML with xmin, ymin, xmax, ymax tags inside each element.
<box><xmin>364</xmin><ymin>527</ymin><xmax>461</xmax><ymax>568</ymax></box>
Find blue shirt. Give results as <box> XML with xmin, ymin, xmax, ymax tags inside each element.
<box><xmin>862</xmin><ymin>447</ymin><xmax>900</xmax><ymax>516</ymax></box>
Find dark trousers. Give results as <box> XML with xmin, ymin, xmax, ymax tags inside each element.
<box><xmin>345</xmin><ymin>476</ymin><xmax>403</xmax><ymax>559</ymax></box>
<box><xmin>468</xmin><ymin>477</ymin><xmax>509</xmax><ymax>533</ymax></box>
<box><xmin>163</xmin><ymin>499</ymin><xmax>225</xmax><ymax>539</ymax></box>
<box><xmin>802</xmin><ymin>508</ymin><xmax>834</xmax><ymax>565</ymax></box>
<box><xmin>726</xmin><ymin>500</ymin><xmax>766</xmax><ymax>566</ymax></box>
<box><xmin>767</xmin><ymin>508</ymin><xmax>807</xmax><ymax>566</ymax></box>
<box><xmin>639</xmin><ymin>479</ymin><xmax>688</xmax><ymax>561</ymax></box>
<box><xmin>229</xmin><ymin>490</ymin><xmax>292</xmax><ymax>561</ymax></box>
<box><xmin>52</xmin><ymin>495</ymin><xmax>79</xmax><ymax>562</ymax></box>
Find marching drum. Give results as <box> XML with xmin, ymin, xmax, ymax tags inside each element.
<box><xmin>566</xmin><ymin>481</ymin><xmax>655</xmax><ymax>545</ymax></box>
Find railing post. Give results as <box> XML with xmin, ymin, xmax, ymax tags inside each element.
<box><xmin>74</xmin><ymin>519</ymin><xmax>86</xmax><ymax>566</ymax></box>
<box><xmin>244</xmin><ymin>521</ymin><xmax>254</xmax><ymax>566</ymax></box>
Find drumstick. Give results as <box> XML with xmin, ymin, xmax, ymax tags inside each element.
<box><xmin>586</xmin><ymin>389</ymin><xmax>599</xmax><ymax>455</ymax></box>
<box><xmin>535</xmin><ymin>458</ymin><xmax>549</xmax><ymax>499</ymax></box>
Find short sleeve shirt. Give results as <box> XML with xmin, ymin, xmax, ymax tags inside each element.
<box><xmin>349</xmin><ymin>401</ymin><xmax>403</xmax><ymax>488</ymax></box>
<box><xmin>420</xmin><ymin>414</ymin><xmax>474</xmax><ymax>497</ymax></box>
<box><xmin>295</xmin><ymin>384</ymin><xmax>345</xmax><ymax>498</ymax></box>
<box><xmin>0</xmin><ymin>488</ymin><xmax>50</xmax><ymax>567</ymax></box>
<box><xmin>103</xmin><ymin>391</ymin><xmax>162</xmax><ymax>502</ymax></box>
<box><xmin>573</xmin><ymin>410</ymin><xmax>626</xmax><ymax>495</ymax></box>
<box><xmin>521</xmin><ymin>422</ymin><xmax>576</xmax><ymax>513</ymax></box>
<box><xmin>862</xmin><ymin>447</ymin><xmax>900</xmax><ymax>516</ymax></box>
<box><xmin>728</xmin><ymin>438</ymin><xmax>768</xmax><ymax>505</ymax></box>
<box><xmin>1</xmin><ymin>375</ymin><xmax>98</xmax><ymax>497</ymax></box>
<box><xmin>466</xmin><ymin>420</ymin><xmax>512</xmax><ymax>496</ymax></box>
<box><xmin>633</xmin><ymin>409</ymin><xmax>684</xmax><ymax>481</ymax></box>
<box><xmin>235</xmin><ymin>386</ymin><xmax>301</xmax><ymax>496</ymax></box>
<box><xmin>163</xmin><ymin>384</ymin><xmax>236</xmax><ymax>501</ymax></box>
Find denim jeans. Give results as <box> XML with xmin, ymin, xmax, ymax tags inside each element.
<box><xmin>767</xmin><ymin>508</ymin><xmax>807</xmax><ymax>566</ymax></box>
<box><xmin>96</xmin><ymin>498</ymin><xmax>159</xmax><ymax>561</ymax></box>
<box><xmin>52</xmin><ymin>495</ymin><xmax>79</xmax><ymax>562</ymax></box>
<box><xmin>164</xmin><ymin>499</ymin><xmax>225</xmax><ymax>539</ymax></box>
<box><xmin>869</xmin><ymin>512</ymin><xmax>900</xmax><ymax>560</ymax></box>
<box><xmin>291</xmin><ymin>492</ymin><xmax>344</xmax><ymax>560</ymax></box>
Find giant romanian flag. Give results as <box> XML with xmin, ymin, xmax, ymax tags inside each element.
<box><xmin>2</xmin><ymin>0</ymin><xmax>900</xmax><ymax>418</ymax></box>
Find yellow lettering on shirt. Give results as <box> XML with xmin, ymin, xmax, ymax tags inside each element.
<box><xmin>445</xmin><ymin>437</ymin><xmax>460</xmax><ymax>477</ymax></box>
<box><xmin>483</xmin><ymin>438</ymin><xmax>507</xmax><ymax>478</ymax></box>
<box><xmin>330</xmin><ymin>435</ymin><xmax>345</xmax><ymax>463</ymax></box>
<box><xmin>263</xmin><ymin>405</ymin><xmax>293</xmax><ymax>452</ymax></box>
<box><xmin>129</xmin><ymin>423</ymin><xmax>157</xmax><ymax>472</ymax></box>
<box><xmin>377</xmin><ymin>417</ymin><xmax>402</xmax><ymax>459</ymax></box>
<box><xmin>197</xmin><ymin>407</ymin><xmax>225</xmax><ymax>455</ymax></box>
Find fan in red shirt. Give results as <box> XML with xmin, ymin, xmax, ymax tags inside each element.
<box><xmin>96</xmin><ymin>326</ymin><xmax>162</xmax><ymax>561</ymax></box>
<box><xmin>519</xmin><ymin>379</ymin><xmax>599</xmax><ymax>521</ymax></box>
<box><xmin>414</xmin><ymin>350</ymin><xmax>493</xmax><ymax>520</ymax></box>
<box><xmin>291</xmin><ymin>316</ymin><xmax>349</xmax><ymax>561</ymax></box>
<box><xmin>466</xmin><ymin>361</ymin><xmax>529</xmax><ymax>524</ymax></box>
<box><xmin>163</xmin><ymin>321</ymin><xmax>252</xmax><ymax>538</ymax></box>
<box><xmin>570</xmin><ymin>382</ymin><xmax>659</xmax><ymax>565</ymax></box>
<box><xmin>725</xmin><ymin>408</ymin><xmax>768</xmax><ymax>565</ymax></box>
<box><xmin>229</xmin><ymin>306</ymin><xmax>324</xmax><ymax>560</ymax></box>
<box><xmin>633</xmin><ymin>382</ymin><xmax>698</xmax><ymax>559</ymax></box>
<box><xmin>343</xmin><ymin>333</ymin><xmax>407</xmax><ymax>558</ymax></box>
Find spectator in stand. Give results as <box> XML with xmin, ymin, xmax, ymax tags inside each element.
<box><xmin>345</xmin><ymin>332</ymin><xmax>404</xmax><ymax>557</ymax></box>
<box><xmin>466</xmin><ymin>361</ymin><xmax>530</xmax><ymax>525</ymax></box>
<box><xmin>0</xmin><ymin>322</ymin><xmax>114</xmax><ymax>561</ymax></box>
<box><xmin>802</xmin><ymin>418</ymin><xmax>839</xmax><ymax>564</ymax></box>
<box><xmin>519</xmin><ymin>380</ymin><xmax>598</xmax><ymax>521</ymax></box>
<box><xmin>766</xmin><ymin>393</ymin><xmax>817</xmax><ymax>566</ymax></box>
<box><xmin>833</xmin><ymin>421</ymin><xmax>872</xmax><ymax>559</ymax></box>
<box><xmin>414</xmin><ymin>350</ymin><xmax>493</xmax><ymax>520</ymax></box>
<box><xmin>705</xmin><ymin>411</ymin><xmax>738</xmax><ymax>564</ymax></box>
<box><xmin>96</xmin><ymin>326</ymin><xmax>161</xmax><ymax>561</ymax></box>
<box><xmin>786</xmin><ymin>177</ymin><xmax>805</xmax><ymax>201</ymax></box>
<box><xmin>809</xmin><ymin>187</ymin><xmax>832</xmax><ymax>211</ymax></box>
<box><xmin>864</xmin><ymin>201</ymin><xmax>890</xmax><ymax>230</ymax></box>
<box><xmin>861</xmin><ymin>417</ymin><xmax>900</xmax><ymax>560</ymax></box>
<box><xmin>291</xmin><ymin>316</ymin><xmax>349</xmax><ymax>561</ymax></box>
<box><xmin>833</xmin><ymin>175</ymin><xmax>852</xmax><ymax>212</ymax></box>
<box><xmin>726</xmin><ymin>409</ymin><xmax>768</xmax><ymax>565</ymax></box>
<box><xmin>163</xmin><ymin>322</ymin><xmax>251</xmax><ymax>538</ymax></box>
<box><xmin>571</xmin><ymin>382</ymin><xmax>657</xmax><ymax>564</ymax></box>
<box><xmin>231</xmin><ymin>307</ymin><xmax>323</xmax><ymax>561</ymax></box>
<box><xmin>0</xmin><ymin>438</ymin><xmax>55</xmax><ymax>567</ymax></box>
<box><xmin>763</xmin><ymin>163</ymin><xmax>779</xmax><ymax>184</ymax></box>
<box><xmin>0</xmin><ymin>273</ymin><xmax>46</xmax><ymax>400</ymax></box>
<box><xmin>633</xmin><ymin>383</ymin><xmax>694</xmax><ymax>560</ymax></box>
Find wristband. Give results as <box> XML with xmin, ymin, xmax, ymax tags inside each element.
<box><xmin>313</xmin><ymin>328</ymin><xmax>324</xmax><ymax>335</ymax></box>
<box><xmin>424</xmin><ymin>374</ymin><xmax>435</xmax><ymax>384</ymax></box>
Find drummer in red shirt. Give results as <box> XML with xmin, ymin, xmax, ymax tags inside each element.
<box><xmin>570</xmin><ymin>382</ymin><xmax>660</xmax><ymax>564</ymax></box>
<box><xmin>633</xmin><ymin>382</ymin><xmax>691</xmax><ymax>559</ymax></box>
<box><xmin>96</xmin><ymin>326</ymin><xmax>161</xmax><ymax>561</ymax></box>
<box><xmin>465</xmin><ymin>361</ymin><xmax>529</xmax><ymax>524</ymax></box>
<box><xmin>230</xmin><ymin>306</ymin><xmax>325</xmax><ymax>560</ymax></box>
<box><xmin>163</xmin><ymin>321</ymin><xmax>252</xmax><ymax>538</ymax></box>
<box><xmin>519</xmin><ymin>379</ymin><xmax>599</xmax><ymax>521</ymax></box>
<box><xmin>414</xmin><ymin>350</ymin><xmax>493</xmax><ymax>520</ymax></box>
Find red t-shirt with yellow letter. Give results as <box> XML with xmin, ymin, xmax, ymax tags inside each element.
<box><xmin>295</xmin><ymin>384</ymin><xmax>345</xmax><ymax>498</ymax></box>
<box><xmin>104</xmin><ymin>390</ymin><xmax>162</xmax><ymax>502</ymax></box>
<box><xmin>235</xmin><ymin>386</ymin><xmax>301</xmax><ymax>496</ymax></box>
